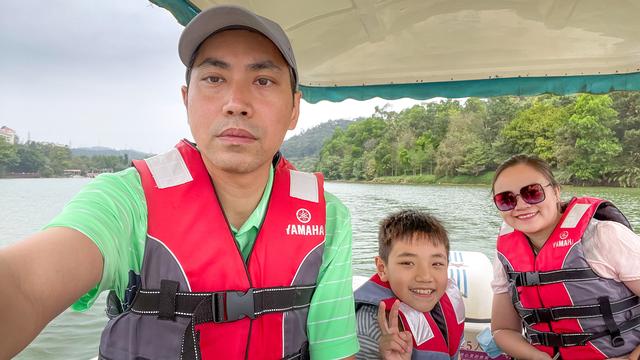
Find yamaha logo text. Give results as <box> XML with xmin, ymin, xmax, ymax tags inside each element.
<box><xmin>286</xmin><ymin>208</ymin><xmax>325</xmax><ymax>236</ymax></box>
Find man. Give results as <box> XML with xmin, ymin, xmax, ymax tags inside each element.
<box><xmin>0</xmin><ymin>5</ymin><xmax>358</xmax><ymax>359</ymax></box>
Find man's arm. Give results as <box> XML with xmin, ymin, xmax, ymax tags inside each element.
<box><xmin>307</xmin><ymin>192</ymin><xmax>359</xmax><ymax>359</ymax></box>
<box><xmin>0</xmin><ymin>227</ymin><xmax>103</xmax><ymax>358</ymax></box>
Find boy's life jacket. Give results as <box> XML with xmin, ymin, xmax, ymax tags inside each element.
<box><xmin>99</xmin><ymin>140</ymin><xmax>327</xmax><ymax>360</ymax></box>
<box><xmin>354</xmin><ymin>274</ymin><xmax>465</xmax><ymax>359</ymax></box>
<box><xmin>496</xmin><ymin>197</ymin><xmax>640</xmax><ymax>360</ymax></box>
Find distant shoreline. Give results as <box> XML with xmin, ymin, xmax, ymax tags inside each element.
<box><xmin>327</xmin><ymin>173</ymin><xmax>640</xmax><ymax>189</ymax></box>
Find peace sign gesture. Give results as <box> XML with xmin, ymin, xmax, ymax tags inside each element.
<box><xmin>377</xmin><ymin>300</ymin><xmax>413</xmax><ymax>360</ymax></box>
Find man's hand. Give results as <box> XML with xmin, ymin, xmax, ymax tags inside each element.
<box><xmin>377</xmin><ymin>300</ymin><xmax>413</xmax><ymax>360</ymax></box>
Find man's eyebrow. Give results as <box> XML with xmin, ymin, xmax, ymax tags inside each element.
<box><xmin>248</xmin><ymin>60</ymin><xmax>282</xmax><ymax>72</ymax></box>
<box><xmin>431</xmin><ymin>253</ymin><xmax>447</xmax><ymax>259</ymax></box>
<box><xmin>195</xmin><ymin>58</ymin><xmax>229</xmax><ymax>69</ymax></box>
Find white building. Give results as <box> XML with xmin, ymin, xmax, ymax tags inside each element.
<box><xmin>0</xmin><ymin>126</ymin><xmax>16</xmax><ymax>144</ymax></box>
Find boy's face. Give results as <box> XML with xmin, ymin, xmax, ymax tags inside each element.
<box><xmin>376</xmin><ymin>235</ymin><xmax>449</xmax><ymax>313</ymax></box>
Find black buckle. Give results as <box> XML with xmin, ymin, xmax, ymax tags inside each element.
<box><xmin>212</xmin><ymin>289</ymin><xmax>256</xmax><ymax>323</ymax></box>
<box><xmin>534</xmin><ymin>308</ymin><xmax>553</xmax><ymax>323</ymax></box>
<box><xmin>521</xmin><ymin>271</ymin><xmax>540</xmax><ymax>286</ymax></box>
<box><xmin>542</xmin><ymin>332</ymin><xmax>564</xmax><ymax>347</ymax></box>
<box><xmin>105</xmin><ymin>290</ymin><xmax>124</xmax><ymax>319</ymax></box>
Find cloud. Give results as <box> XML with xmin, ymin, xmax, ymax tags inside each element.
<box><xmin>0</xmin><ymin>0</ymin><xmax>189</xmax><ymax>153</ymax></box>
<box><xmin>0</xmin><ymin>0</ymin><xmax>422</xmax><ymax>153</ymax></box>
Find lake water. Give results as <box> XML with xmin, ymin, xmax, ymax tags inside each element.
<box><xmin>1</xmin><ymin>178</ymin><xmax>639</xmax><ymax>359</ymax></box>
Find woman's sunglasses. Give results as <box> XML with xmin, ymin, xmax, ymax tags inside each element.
<box><xmin>493</xmin><ymin>183</ymin><xmax>552</xmax><ymax>211</ymax></box>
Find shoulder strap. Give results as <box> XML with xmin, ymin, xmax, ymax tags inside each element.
<box><xmin>594</xmin><ymin>201</ymin><xmax>633</xmax><ymax>231</ymax></box>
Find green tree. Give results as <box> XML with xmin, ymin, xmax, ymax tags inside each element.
<box><xmin>46</xmin><ymin>144</ymin><xmax>73</xmax><ymax>176</ymax></box>
<box><xmin>435</xmin><ymin>112</ymin><xmax>489</xmax><ymax>176</ymax></box>
<box><xmin>0</xmin><ymin>138</ymin><xmax>18</xmax><ymax>175</ymax></box>
<box><xmin>495</xmin><ymin>99</ymin><xmax>568</xmax><ymax>165</ymax></box>
<box><xmin>610</xmin><ymin>92</ymin><xmax>640</xmax><ymax>139</ymax></box>
<box><xmin>411</xmin><ymin>133</ymin><xmax>436</xmax><ymax>174</ymax></box>
<box><xmin>608</xmin><ymin>129</ymin><xmax>640</xmax><ymax>187</ymax></box>
<box><xmin>556</xmin><ymin>95</ymin><xmax>621</xmax><ymax>183</ymax></box>
<box><xmin>458</xmin><ymin>139</ymin><xmax>492</xmax><ymax>176</ymax></box>
<box><xmin>11</xmin><ymin>142</ymin><xmax>47</xmax><ymax>174</ymax></box>
<box><xmin>485</xmin><ymin>96</ymin><xmax>527</xmax><ymax>143</ymax></box>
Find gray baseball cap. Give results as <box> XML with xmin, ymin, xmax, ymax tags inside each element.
<box><xmin>178</xmin><ymin>5</ymin><xmax>298</xmax><ymax>88</ymax></box>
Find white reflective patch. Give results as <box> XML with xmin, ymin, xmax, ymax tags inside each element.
<box><xmin>144</xmin><ymin>148</ymin><xmax>193</xmax><ymax>189</ymax></box>
<box><xmin>399</xmin><ymin>302</ymin><xmax>434</xmax><ymax>346</ymax></box>
<box><xmin>499</xmin><ymin>222</ymin><xmax>514</xmax><ymax>235</ymax></box>
<box><xmin>446</xmin><ymin>279</ymin><xmax>466</xmax><ymax>324</ymax></box>
<box><xmin>561</xmin><ymin>203</ymin><xmax>590</xmax><ymax>229</ymax></box>
<box><xmin>289</xmin><ymin>170</ymin><xmax>319</xmax><ymax>203</ymax></box>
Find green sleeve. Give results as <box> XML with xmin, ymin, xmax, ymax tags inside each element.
<box><xmin>44</xmin><ymin>167</ymin><xmax>148</xmax><ymax>311</ymax></box>
<box><xmin>307</xmin><ymin>191</ymin><xmax>359</xmax><ymax>359</ymax></box>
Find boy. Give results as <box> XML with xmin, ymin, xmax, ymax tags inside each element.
<box><xmin>355</xmin><ymin>209</ymin><xmax>465</xmax><ymax>359</ymax></box>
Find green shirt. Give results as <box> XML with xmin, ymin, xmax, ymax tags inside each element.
<box><xmin>46</xmin><ymin>166</ymin><xmax>359</xmax><ymax>359</ymax></box>
<box><xmin>229</xmin><ymin>165</ymin><xmax>273</xmax><ymax>262</ymax></box>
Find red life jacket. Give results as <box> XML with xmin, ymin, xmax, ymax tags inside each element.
<box><xmin>354</xmin><ymin>274</ymin><xmax>465</xmax><ymax>359</ymax></box>
<box><xmin>99</xmin><ymin>140</ymin><xmax>327</xmax><ymax>360</ymax></box>
<box><xmin>496</xmin><ymin>197</ymin><xmax>640</xmax><ymax>360</ymax></box>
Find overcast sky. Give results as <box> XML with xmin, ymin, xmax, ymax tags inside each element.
<box><xmin>0</xmin><ymin>0</ymin><xmax>423</xmax><ymax>154</ymax></box>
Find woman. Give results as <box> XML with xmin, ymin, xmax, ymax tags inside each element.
<box><xmin>490</xmin><ymin>154</ymin><xmax>640</xmax><ymax>360</ymax></box>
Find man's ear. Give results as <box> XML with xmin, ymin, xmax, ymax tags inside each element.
<box><xmin>288</xmin><ymin>91</ymin><xmax>302</xmax><ymax>130</ymax></box>
<box><xmin>181</xmin><ymin>85</ymin><xmax>189</xmax><ymax>109</ymax></box>
<box><xmin>375</xmin><ymin>256</ymin><xmax>389</xmax><ymax>282</ymax></box>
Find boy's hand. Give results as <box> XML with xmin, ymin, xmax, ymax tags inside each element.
<box><xmin>377</xmin><ymin>300</ymin><xmax>413</xmax><ymax>360</ymax></box>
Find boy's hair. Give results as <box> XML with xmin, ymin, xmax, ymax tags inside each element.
<box><xmin>378</xmin><ymin>209</ymin><xmax>450</xmax><ymax>262</ymax></box>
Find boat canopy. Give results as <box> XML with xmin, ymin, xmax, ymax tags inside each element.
<box><xmin>150</xmin><ymin>0</ymin><xmax>640</xmax><ymax>103</ymax></box>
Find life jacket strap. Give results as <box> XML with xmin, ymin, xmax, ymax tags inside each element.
<box><xmin>598</xmin><ymin>296</ymin><xmax>625</xmax><ymax>348</ymax></box>
<box><xmin>130</xmin><ymin>284</ymin><xmax>316</xmax><ymax>323</ymax></box>
<box><xmin>508</xmin><ymin>268</ymin><xmax>599</xmax><ymax>287</ymax></box>
<box><xmin>158</xmin><ymin>279</ymin><xmax>180</xmax><ymax>321</ymax></box>
<box><xmin>526</xmin><ymin>314</ymin><xmax>640</xmax><ymax>347</ymax></box>
<box><xmin>516</xmin><ymin>295</ymin><xmax>640</xmax><ymax>325</ymax></box>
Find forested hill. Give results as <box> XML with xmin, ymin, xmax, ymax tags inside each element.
<box><xmin>282</xmin><ymin>119</ymin><xmax>352</xmax><ymax>158</ymax></box>
<box><xmin>71</xmin><ymin>146</ymin><xmax>152</xmax><ymax>160</ymax></box>
<box><xmin>281</xmin><ymin>119</ymin><xmax>352</xmax><ymax>171</ymax></box>
<box><xmin>316</xmin><ymin>93</ymin><xmax>640</xmax><ymax>187</ymax></box>
<box><xmin>0</xmin><ymin>141</ymin><xmax>154</xmax><ymax>177</ymax></box>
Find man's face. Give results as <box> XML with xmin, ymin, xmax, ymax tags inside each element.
<box><xmin>182</xmin><ymin>30</ymin><xmax>301</xmax><ymax>175</ymax></box>
<box><xmin>376</xmin><ymin>235</ymin><xmax>449</xmax><ymax>313</ymax></box>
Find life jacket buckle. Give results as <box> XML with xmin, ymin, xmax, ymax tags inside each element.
<box><xmin>212</xmin><ymin>289</ymin><xmax>256</xmax><ymax>323</ymax></box>
<box><xmin>533</xmin><ymin>308</ymin><xmax>553</xmax><ymax>323</ymax></box>
<box><xmin>516</xmin><ymin>271</ymin><xmax>541</xmax><ymax>286</ymax></box>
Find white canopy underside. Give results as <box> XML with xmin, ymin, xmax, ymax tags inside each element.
<box><xmin>186</xmin><ymin>0</ymin><xmax>640</xmax><ymax>87</ymax></box>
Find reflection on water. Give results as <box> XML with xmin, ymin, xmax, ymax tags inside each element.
<box><xmin>1</xmin><ymin>179</ymin><xmax>638</xmax><ymax>359</ymax></box>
